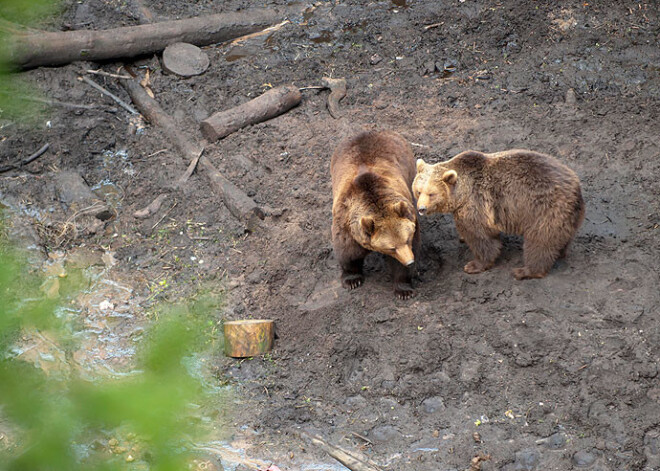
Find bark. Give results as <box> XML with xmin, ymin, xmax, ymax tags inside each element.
<box><xmin>121</xmin><ymin>77</ymin><xmax>264</xmax><ymax>229</ymax></box>
<box><xmin>223</xmin><ymin>320</ymin><xmax>275</xmax><ymax>358</ymax></box>
<box><xmin>200</xmin><ymin>85</ymin><xmax>302</xmax><ymax>141</ymax></box>
<box><xmin>11</xmin><ymin>7</ymin><xmax>295</xmax><ymax>69</ymax></box>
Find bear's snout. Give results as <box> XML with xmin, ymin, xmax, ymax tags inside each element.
<box><xmin>418</xmin><ymin>205</ymin><xmax>427</xmax><ymax>216</ymax></box>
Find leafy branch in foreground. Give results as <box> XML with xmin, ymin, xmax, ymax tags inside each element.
<box><xmin>0</xmin><ymin>220</ymin><xmax>223</xmax><ymax>471</ymax></box>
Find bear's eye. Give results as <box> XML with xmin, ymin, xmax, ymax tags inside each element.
<box><xmin>428</xmin><ymin>193</ymin><xmax>437</xmax><ymax>198</ymax></box>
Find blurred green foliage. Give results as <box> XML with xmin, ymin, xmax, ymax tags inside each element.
<box><xmin>0</xmin><ymin>219</ymin><xmax>224</xmax><ymax>470</ymax></box>
<box><xmin>0</xmin><ymin>0</ymin><xmax>59</xmax><ymax>120</ymax></box>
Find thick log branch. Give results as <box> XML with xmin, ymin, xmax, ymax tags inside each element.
<box><xmin>121</xmin><ymin>78</ymin><xmax>264</xmax><ymax>229</ymax></box>
<box><xmin>11</xmin><ymin>7</ymin><xmax>296</xmax><ymax>69</ymax></box>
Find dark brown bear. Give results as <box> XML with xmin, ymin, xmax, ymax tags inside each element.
<box><xmin>413</xmin><ymin>149</ymin><xmax>584</xmax><ymax>280</ymax></box>
<box><xmin>331</xmin><ymin>131</ymin><xmax>420</xmax><ymax>299</ymax></box>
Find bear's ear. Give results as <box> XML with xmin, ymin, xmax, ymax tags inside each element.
<box><xmin>416</xmin><ymin>159</ymin><xmax>426</xmax><ymax>172</ymax></box>
<box><xmin>360</xmin><ymin>216</ymin><xmax>375</xmax><ymax>236</ymax></box>
<box><xmin>394</xmin><ymin>201</ymin><xmax>414</xmax><ymax>220</ymax></box>
<box><xmin>442</xmin><ymin>170</ymin><xmax>458</xmax><ymax>185</ymax></box>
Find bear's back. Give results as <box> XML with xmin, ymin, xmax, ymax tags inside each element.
<box><xmin>331</xmin><ymin>131</ymin><xmax>416</xmax><ymax>200</ymax></box>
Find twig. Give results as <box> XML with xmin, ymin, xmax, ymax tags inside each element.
<box><xmin>79</xmin><ymin>76</ymin><xmax>138</xmax><ymax>115</ymax></box>
<box><xmin>86</xmin><ymin>69</ymin><xmax>132</xmax><ymax>80</ymax></box>
<box><xmin>176</xmin><ymin>147</ymin><xmax>204</xmax><ymax>187</ymax></box>
<box><xmin>0</xmin><ymin>92</ymin><xmax>99</xmax><ymax>110</ymax></box>
<box><xmin>298</xmin><ymin>430</ymin><xmax>383</xmax><ymax>471</ymax></box>
<box><xmin>299</xmin><ymin>85</ymin><xmax>326</xmax><ymax>91</ymax></box>
<box><xmin>351</xmin><ymin>431</ymin><xmax>373</xmax><ymax>445</ymax></box>
<box><xmin>225</xmin><ymin>19</ymin><xmax>290</xmax><ymax>47</ymax></box>
<box><xmin>423</xmin><ymin>21</ymin><xmax>444</xmax><ymax>31</ymax></box>
<box><xmin>152</xmin><ymin>201</ymin><xmax>177</xmax><ymax>230</ymax></box>
<box><xmin>0</xmin><ymin>143</ymin><xmax>50</xmax><ymax>173</ymax></box>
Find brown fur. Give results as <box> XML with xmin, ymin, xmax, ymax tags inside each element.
<box><xmin>413</xmin><ymin>149</ymin><xmax>585</xmax><ymax>279</ymax></box>
<box><xmin>331</xmin><ymin>131</ymin><xmax>420</xmax><ymax>299</ymax></box>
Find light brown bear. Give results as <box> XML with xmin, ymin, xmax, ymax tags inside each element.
<box><xmin>331</xmin><ymin>131</ymin><xmax>420</xmax><ymax>299</ymax></box>
<box><xmin>413</xmin><ymin>149</ymin><xmax>584</xmax><ymax>280</ymax></box>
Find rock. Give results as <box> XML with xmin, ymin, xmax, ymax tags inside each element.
<box><xmin>421</xmin><ymin>396</ymin><xmax>445</xmax><ymax>414</ymax></box>
<box><xmin>373</xmin><ymin>307</ymin><xmax>395</xmax><ymax>323</ymax></box>
<box><xmin>644</xmin><ymin>429</ymin><xmax>660</xmax><ymax>468</ymax></box>
<box><xmin>513</xmin><ymin>448</ymin><xmax>539</xmax><ymax>470</ymax></box>
<box><xmin>370</xmin><ymin>425</ymin><xmax>403</xmax><ymax>443</ymax></box>
<box><xmin>565</xmin><ymin>88</ymin><xmax>577</xmax><ymax>106</ymax></box>
<box><xmin>573</xmin><ymin>450</ymin><xmax>597</xmax><ymax>468</ymax></box>
<box><xmin>162</xmin><ymin>42</ymin><xmax>210</xmax><ymax>77</ymax></box>
<box><xmin>345</xmin><ymin>395</ymin><xmax>367</xmax><ymax>409</ymax></box>
<box><xmin>539</xmin><ymin>432</ymin><xmax>567</xmax><ymax>450</ymax></box>
<box><xmin>370</xmin><ymin>53</ymin><xmax>382</xmax><ymax>65</ymax></box>
<box><xmin>54</xmin><ymin>170</ymin><xmax>111</xmax><ymax>220</ymax></box>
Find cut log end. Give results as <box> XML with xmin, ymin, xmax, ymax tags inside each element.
<box><xmin>162</xmin><ymin>42</ymin><xmax>210</xmax><ymax>77</ymax></box>
<box><xmin>224</xmin><ymin>319</ymin><xmax>275</xmax><ymax>358</ymax></box>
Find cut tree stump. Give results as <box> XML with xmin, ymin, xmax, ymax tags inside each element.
<box><xmin>161</xmin><ymin>42</ymin><xmax>210</xmax><ymax>77</ymax></box>
<box><xmin>9</xmin><ymin>7</ymin><xmax>299</xmax><ymax>69</ymax></box>
<box><xmin>121</xmin><ymin>77</ymin><xmax>264</xmax><ymax>229</ymax></box>
<box><xmin>224</xmin><ymin>320</ymin><xmax>274</xmax><ymax>358</ymax></box>
<box><xmin>200</xmin><ymin>85</ymin><xmax>302</xmax><ymax>141</ymax></box>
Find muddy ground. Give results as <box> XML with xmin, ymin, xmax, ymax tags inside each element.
<box><xmin>1</xmin><ymin>0</ymin><xmax>660</xmax><ymax>470</ymax></box>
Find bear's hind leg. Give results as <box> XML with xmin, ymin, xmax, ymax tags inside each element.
<box><xmin>513</xmin><ymin>237</ymin><xmax>562</xmax><ymax>280</ymax></box>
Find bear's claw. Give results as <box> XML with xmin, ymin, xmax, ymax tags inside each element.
<box><xmin>342</xmin><ymin>274</ymin><xmax>364</xmax><ymax>290</ymax></box>
<box><xmin>394</xmin><ymin>283</ymin><xmax>415</xmax><ymax>300</ymax></box>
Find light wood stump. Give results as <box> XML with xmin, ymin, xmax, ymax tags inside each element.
<box><xmin>223</xmin><ymin>319</ymin><xmax>274</xmax><ymax>358</ymax></box>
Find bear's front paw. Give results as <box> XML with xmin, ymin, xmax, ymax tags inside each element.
<box><xmin>394</xmin><ymin>283</ymin><xmax>415</xmax><ymax>300</ymax></box>
<box><xmin>342</xmin><ymin>274</ymin><xmax>364</xmax><ymax>290</ymax></box>
<box><xmin>464</xmin><ymin>260</ymin><xmax>487</xmax><ymax>274</ymax></box>
<box><xmin>512</xmin><ymin>267</ymin><xmax>546</xmax><ymax>280</ymax></box>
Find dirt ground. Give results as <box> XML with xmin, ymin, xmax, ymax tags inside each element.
<box><xmin>2</xmin><ymin>0</ymin><xmax>660</xmax><ymax>470</ymax></box>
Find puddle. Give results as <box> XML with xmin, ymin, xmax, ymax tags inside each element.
<box><xmin>92</xmin><ymin>179</ymin><xmax>123</xmax><ymax>209</ymax></box>
<box><xmin>101</xmin><ymin>149</ymin><xmax>134</xmax><ymax>176</ymax></box>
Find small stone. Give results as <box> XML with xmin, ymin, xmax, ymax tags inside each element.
<box><xmin>108</xmin><ymin>438</ymin><xmax>119</xmax><ymax>447</ymax></box>
<box><xmin>421</xmin><ymin>396</ymin><xmax>445</xmax><ymax>414</ymax></box>
<box><xmin>573</xmin><ymin>450</ymin><xmax>597</xmax><ymax>468</ymax></box>
<box><xmin>543</xmin><ymin>432</ymin><xmax>568</xmax><ymax>450</ymax></box>
<box><xmin>345</xmin><ymin>395</ymin><xmax>368</xmax><ymax>409</ymax></box>
<box><xmin>370</xmin><ymin>53</ymin><xmax>383</xmax><ymax>65</ymax></box>
<box><xmin>125</xmin><ymin>454</ymin><xmax>135</xmax><ymax>462</ymax></box>
<box><xmin>565</xmin><ymin>88</ymin><xmax>577</xmax><ymax>106</ymax></box>
<box><xmin>370</xmin><ymin>425</ymin><xmax>402</xmax><ymax>443</ymax></box>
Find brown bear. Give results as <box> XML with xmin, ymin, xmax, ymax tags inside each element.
<box><xmin>413</xmin><ymin>149</ymin><xmax>584</xmax><ymax>280</ymax></box>
<box><xmin>331</xmin><ymin>131</ymin><xmax>420</xmax><ymax>299</ymax></box>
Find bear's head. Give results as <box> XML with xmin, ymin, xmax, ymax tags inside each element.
<box><xmin>413</xmin><ymin>159</ymin><xmax>459</xmax><ymax>215</ymax></box>
<box><xmin>354</xmin><ymin>200</ymin><xmax>417</xmax><ymax>266</ymax></box>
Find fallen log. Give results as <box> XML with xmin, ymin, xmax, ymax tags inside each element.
<box><xmin>200</xmin><ymin>85</ymin><xmax>302</xmax><ymax>141</ymax></box>
<box><xmin>10</xmin><ymin>7</ymin><xmax>295</xmax><ymax>69</ymax></box>
<box><xmin>121</xmin><ymin>77</ymin><xmax>264</xmax><ymax>229</ymax></box>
